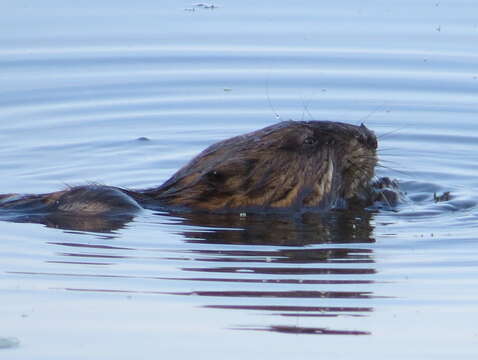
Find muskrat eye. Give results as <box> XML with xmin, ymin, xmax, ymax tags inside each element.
<box><xmin>303</xmin><ymin>137</ymin><xmax>317</xmax><ymax>146</ymax></box>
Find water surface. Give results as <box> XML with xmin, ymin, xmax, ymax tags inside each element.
<box><xmin>1</xmin><ymin>1</ymin><xmax>478</xmax><ymax>359</ymax></box>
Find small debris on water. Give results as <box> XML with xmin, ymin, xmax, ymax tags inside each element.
<box><xmin>223</xmin><ymin>88</ymin><xmax>232</xmax><ymax>92</ymax></box>
<box><xmin>434</xmin><ymin>191</ymin><xmax>451</xmax><ymax>202</ymax></box>
<box><xmin>193</xmin><ymin>3</ymin><xmax>219</xmax><ymax>9</ymax></box>
<box><xmin>0</xmin><ymin>337</ymin><xmax>20</xmax><ymax>349</ymax></box>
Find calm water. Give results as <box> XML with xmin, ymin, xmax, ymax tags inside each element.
<box><xmin>2</xmin><ymin>1</ymin><xmax>478</xmax><ymax>359</ymax></box>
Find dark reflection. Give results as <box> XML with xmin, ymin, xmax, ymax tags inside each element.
<box><xmin>174</xmin><ymin>210</ymin><xmax>375</xmax><ymax>246</ymax></box>
<box><xmin>181</xmin><ymin>247</ymin><xmax>374</xmax><ymax>264</ymax></box>
<box><xmin>166</xmin><ymin>209</ymin><xmax>378</xmax><ymax>335</ymax></box>
<box><xmin>0</xmin><ymin>212</ymin><xmax>134</xmax><ymax>232</ymax></box>
<box><xmin>7</xmin><ymin>208</ymin><xmax>379</xmax><ymax>336</ymax></box>
<box><xmin>182</xmin><ymin>266</ymin><xmax>374</xmax><ymax>275</ymax></box>
<box><xmin>233</xmin><ymin>325</ymin><xmax>371</xmax><ymax>336</ymax></box>
<box><xmin>163</xmin><ymin>290</ymin><xmax>376</xmax><ymax>299</ymax></box>
<box><xmin>205</xmin><ymin>305</ymin><xmax>372</xmax><ymax>314</ymax></box>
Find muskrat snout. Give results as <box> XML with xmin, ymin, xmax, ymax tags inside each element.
<box><xmin>359</xmin><ymin>123</ymin><xmax>378</xmax><ymax>149</ymax></box>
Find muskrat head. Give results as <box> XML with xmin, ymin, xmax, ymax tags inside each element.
<box><xmin>147</xmin><ymin>121</ymin><xmax>377</xmax><ymax>212</ymax></box>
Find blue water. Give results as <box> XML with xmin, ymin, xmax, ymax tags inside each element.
<box><xmin>1</xmin><ymin>1</ymin><xmax>478</xmax><ymax>359</ymax></box>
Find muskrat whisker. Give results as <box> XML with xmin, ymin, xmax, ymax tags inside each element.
<box><xmin>357</xmin><ymin>101</ymin><xmax>389</xmax><ymax>124</ymax></box>
<box><xmin>377</xmin><ymin>146</ymin><xmax>401</xmax><ymax>153</ymax></box>
<box><xmin>345</xmin><ymin>163</ymin><xmax>374</xmax><ymax>193</ymax></box>
<box><xmin>377</xmin><ymin>152</ymin><xmax>403</xmax><ymax>158</ymax></box>
<box><xmin>300</xmin><ymin>108</ymin><xmax>306</xmax><ymax>121</ymax></box>
<box><xmin>300</xmin><ymin>95</ymin><xmax>315</xmax><ymax>121</ymax></box>
<box><xmin>376</xmin><ymin>159</ymin><xmax>402</xmax><ymax>166</ymax></box>
<box><xmin>265</xmin><ymin>76</ymin><xmax>281</xmax><ymax>120</ymax></box>
<box><xmin>375</xmin><ymin>163</ymin><xmax>411</xmax><ymax>178</ymax></box>
<box><xmin>377</xmin><ymin>126</ymin><xmax>409</xmax><ymax>140</ymax></box>
<box><xmin>355</xmin><ymin>154</ymin><xmax>381</xmax><ymax>164</ymax></box>
<box><xmin>377</xmin><ymin>187</ymin><xmax>394</xmax><ymax>209</ymax></box>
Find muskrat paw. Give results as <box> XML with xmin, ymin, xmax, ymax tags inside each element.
<box><xmin>371</xmin><ymin>177</ymin><xmax>402</xmax><ymax>207</ymax></box>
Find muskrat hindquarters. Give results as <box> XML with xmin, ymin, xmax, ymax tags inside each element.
<box><xmin>148</xmin><ymin>121</ymin><xmax>377</xmax><ymax>212</ymax></box>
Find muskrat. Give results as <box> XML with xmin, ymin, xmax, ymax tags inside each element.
<box><xmin>0</xmin><ymin>121</ymin><xmax>379</xmax><ymax>215</ymax></box>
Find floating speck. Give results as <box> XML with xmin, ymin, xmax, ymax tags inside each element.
<box><xmin>0</xmin><ymin>337</ymin><xmax>20</xmax><ymax>349</ymax></box>
<box><xmin>193</xmin><ymin>3</ymin><xmax>218</xmax><ymax>9</ymax></box>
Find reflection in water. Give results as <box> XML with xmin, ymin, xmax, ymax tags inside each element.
<box><xmin>0</xmin><ymin>212</ymin><xmax>135</xmax><ymax>232</ymax></box>
<box><xmin>6</xmin><ymin>209</ymin><xmax>378</xmax><ymax>336</ymax></box>
<box><xmin>171</xmin><ymin>210</ymin><xmax>377</xmax><ymax>335</ymax></box>
<box><xmin>206</xmin><ymin>304</ymin><xmax>371</xmax><ymax>316</ymax></box>
<box><xmin>233</xmin><ymin>325</ymin><xmax>371</xmax><ymax>336</ymax></box>
<box><xmin>176</xmin><ymin>210</ymin><xmax>375</xmax><ymax>246</ymax></box>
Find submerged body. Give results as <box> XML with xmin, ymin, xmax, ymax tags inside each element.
<box><xmin>0</xmin><ymin>121</ymin><xmax>378</xmax><ymax>215</ymax></box>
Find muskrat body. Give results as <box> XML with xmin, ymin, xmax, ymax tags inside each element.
<box><xmin>0</xmin><ymin>121</ymin><xmax>378</xmax><ymax>215</ymax></box>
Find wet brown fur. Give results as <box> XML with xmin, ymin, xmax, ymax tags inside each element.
<box><xmin>0</xmin><ymin>121</ymin><xmax>378</xmax><ymax>214</ymax></box>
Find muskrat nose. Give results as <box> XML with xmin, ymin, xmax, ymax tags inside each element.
<box><xmin>359</xmin><ymin>124</ymin><xmax>378</xmax><ymax>149</ymax></box>
<box><xmin>366</xmin><ymin>133</ymin><xmax>378</xmax><ymax>149</ymax></box>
